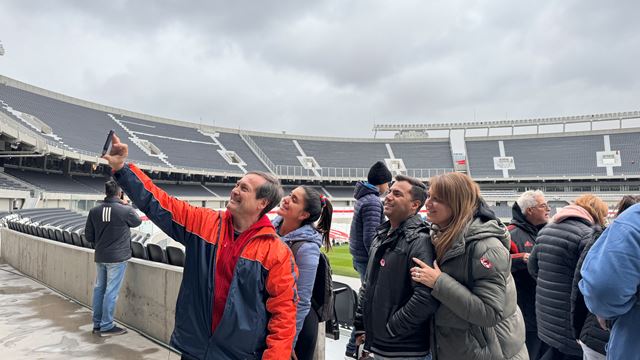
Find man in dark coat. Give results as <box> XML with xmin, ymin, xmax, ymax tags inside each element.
<box><xmin>86</xmin><ymin>180</ymin><xmax>142</xmax><ymax>336</ymax></box>
<box><xmin>354</xmin><ymin>175</ymin><xmax>438</xmax><ymax>359</ymax></box>
<box><xmin>508</xmin><ymin>190</ymin><xmax>549</xmax><ymax>359</ymax></box>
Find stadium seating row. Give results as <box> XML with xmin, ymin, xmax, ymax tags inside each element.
<box><xmin>2</xmin><ymin>207</ymin><xmax>186</xmax><ymax>267</ymax></box>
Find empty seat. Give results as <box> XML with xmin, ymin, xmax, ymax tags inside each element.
<box><xmin>80</xmin><ymin>233</ymin><xmax>93</xmax><ymax>249</ymax></box>
<box><xmin>36</xmin><ymin>226</ymin><xmax>46</xmax><ymax>238</ymax></box>
<box><xmin>70</xmin><ymin>231</ymin><xmax>82</xmax><ymax>247</ymax></box>
<box><xmin>333</xmin><ymin>281</ymin><xmax>358</xmax><ymax>328</ymax></box>
<box><xmin>62</xmin><ymin>230</ymin><xmax>73</xmax><ymax>244</ymax></box>
<box><xmin>54</xmin><ymin>229</ymin><xmax>64</xmax><ymax>242</ymax></box>
<box><xmin>146</xmin><ymin>243</ymin><xmax>167</xmax><ymax>263</ymax></box>
<box><xmin>46</xmin><ymin>228</ymin><xmax>56</xmax><ymax>240</ymax></box>
<box><xmin>166</xmin><ymin>246</ymin><xmax>185</xmax><ymax>267</ymax></box>
<box><xmin>131</xmin><ymin>241</ymin><xmax>148</xmax><ymax>260</ymax></box>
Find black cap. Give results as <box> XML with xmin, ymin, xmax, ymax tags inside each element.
<box><xmin>367</xmin><ymin>161</ymin><xmax>392</xmax><ymax>186</ymax></box>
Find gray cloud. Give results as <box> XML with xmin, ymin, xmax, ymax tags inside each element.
<box><xmin>1</xmin><ymin>0</ymin><xmax>639</xmax><ymax>138</ymax></box>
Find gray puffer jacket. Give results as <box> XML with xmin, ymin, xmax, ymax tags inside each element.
<box><xmin>431</xmin><ymin>204</ymin><xmax>528</xmax><ymax>360</ymax></box>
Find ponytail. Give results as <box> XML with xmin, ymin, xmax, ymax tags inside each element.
<box><xmin>301</xmin><ymin>187</ymin><xmax>334</xmax><ymax>251</ymax></box>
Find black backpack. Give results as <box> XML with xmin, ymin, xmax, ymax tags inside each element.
<box><xmin>290</xmin><ymin>241</ymin><xmax>334</xmax><ymax>322</ymax></box>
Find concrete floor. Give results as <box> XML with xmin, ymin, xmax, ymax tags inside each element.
<box><xmin>0</xmin><ymin>263</ymin><xmax>180</xmax><ymax>360</ymax></box>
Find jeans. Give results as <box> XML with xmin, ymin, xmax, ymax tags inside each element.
<box><xmin>346</xmin><ymin>259</ymin><xmax>369</xmax><ymax>354</ymax></box>
<box><xmin>92</xmin><ymin>262</ymin><xmax>128</xmax><ymax>331</ymax></box>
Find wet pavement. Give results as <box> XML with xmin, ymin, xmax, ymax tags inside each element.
<box><xmin>0</xmin><ymin>263</ymin><xmax>180</xmax><ymax>360</ymax></box>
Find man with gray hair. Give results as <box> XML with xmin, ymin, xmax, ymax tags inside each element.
<box><xmin>508</xmin><ymin>189</ymin><xmax>550</xmax><ymax>359</ymax></box>
<box><xmin>103</xmin><ymin>133</ymin><xmax>298</xmax><ymax>360</ymax></box>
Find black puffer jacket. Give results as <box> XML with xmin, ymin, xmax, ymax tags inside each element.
<box><xmin>354</xmin><ymin>214</ymin><xmax>439</xmax><ymax>358</ymax></box>
<box><xmin>571</xmin><ymin>229</ymin><xmax>609</xmax><ymax>355</ymax></box>
<box><xmin>508</xmin><ymin>202</ymin><xmax>544</xmax><ymax>333</ymax></box>
<box><xmin>528</xmin><ymin>205</ymin><xmax>598</xmax><ymax>356</ymax></box>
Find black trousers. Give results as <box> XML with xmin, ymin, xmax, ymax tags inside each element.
<box><xmin>526</xmin><ymin>330</ymin><xmax>549</xmax><ymax>360</ymax></box>
<box><xmin>295</xmin><ymin>309</ymin><xmax>319</xmax><ymax>360</ymax></box>
<box><xmin>539</xmin><ymin>346</ymin><xmax>582</xmax><ymax>360</ymax></box>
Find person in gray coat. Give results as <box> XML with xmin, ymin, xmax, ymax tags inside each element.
<box><xmin>411</xmin><ymin>172</ymin><xmax>527</xmax><ymax>360</ymax></box>
<box><xmin>86</xmin><ymin>180</ymin><xmax>142</xmax><ymax>336</ymax></box>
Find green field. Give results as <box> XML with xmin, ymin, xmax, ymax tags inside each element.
<box><xmin>323</xmin><ymin>245</ymin><xmax>359</xmax><ymax>278</ymax></box>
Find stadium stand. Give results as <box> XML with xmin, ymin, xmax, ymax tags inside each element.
<box><xmin>466</xmin><ymin>140</ymin><xmax>506</xmax><ymax>178</ymax></box>
<box><xmin>0</xmin><ymin>83</ymin><xmax>164</xmax><ymax>166</ymax></box>
<box><xmin>134</xmin><ymin>134</ymin><xmax>240</xmax><ymax>172</ymax></box>
<box><xmin>610</xmin><ymin>132</ymin><xmax>640</xmax><ymax>175</ymax></box>
<box><xmin>297</xmin><ymin>139</ymin><xmax>388</xmax><ymax>169</ymax></box>
<box><xmin>323</xmin><ymin>186</ymin><xmax>354</xmax><ymax>198</ymax></box>
<box><xmin>504</xmin><ymin>135</ymin><xmax>606</xmax><ymax>177</ymax></box>
<box><xmin>390</xmin><ymin>141</ymin><xmax>454</xmax><ymax>169</ymax></box>
<box><xmin>0</xmin><ymin>171</ymin><xmax>32</xmax><ymax>191</ymax></box>
<box><xmin>216</xmin><ymin>132</ymin><xmax>270</xmax><ymax>172</ymax></box>
<box><xmin>156</xmin><ymin>183</ymin><xmax>215</xmax><ymax>197</ymax></box>
<box><xmin>250</xmin><ymin>135</ymin><xmax>302</xmax><ymax>167</ymax></box>
<box><xmin>5</xmin><ymin>168</ymin><xmax>100</xmax><ymax>193</ymax></box>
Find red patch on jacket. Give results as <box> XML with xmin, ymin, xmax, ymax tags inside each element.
<box><xmin>525</xmin><ymin>241</ymin><xmax>534</xmax><ymax>248</ymax></box>
<box><xmin>380</xmin><ymin>258</ymin><xmax>386</xmax><ymax>267</ymax></box>
<box><xmin>480</xmin><ymin>257</ymin><xmax>493</xmax><ymax>269</ymax></box>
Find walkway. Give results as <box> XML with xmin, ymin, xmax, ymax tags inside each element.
<box><xmin>0</xmin><ymin>263</ymin><xmax>179</xmax><ymax>360</ymax></box>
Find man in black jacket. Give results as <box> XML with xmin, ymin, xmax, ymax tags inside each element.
<box><xmin>354</xmin><ymin>175</ymin><xmax>438</xmax><ymax>359</ymax></box>
<box><xmin>508</xmin><ymin>190</ymin><xmax>549</xmax><ymax>359</ymax></box>
<box><xmin>86</xmin><ymin>180</ymin><xmax>142</xmax><ymax>337</ymax></box>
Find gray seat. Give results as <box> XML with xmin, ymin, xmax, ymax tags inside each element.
<box><xmin>131</xmin><ymin>241</ymin><xmax>148</xmax><ymax>260</ymax></box>
<box><xmin>146</xmin><ymin>243</ymin><xmax>167</xmax><ymax>263</ymax></box>
<box><xmin>333</xmin><ymin>281</ymin><xmax>357</xmax><ymax>328</ymax></box>
<box><xmin>80</xmin><ymin>233</ymin><xmax>93</xmax><ymax>249</ymax></box>
<box><xmin>166</xmin><ymin>246</ymin><xmax>185</xmax><ymax>267</ymax></box>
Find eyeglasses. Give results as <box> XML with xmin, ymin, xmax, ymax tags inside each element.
<box><xmin>535</xmin><ymin>203</ymin><xmax>550</xmax><ymax>210</ymax></box>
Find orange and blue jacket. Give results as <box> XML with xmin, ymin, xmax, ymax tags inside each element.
<box><xmin>113</xmin><ymin>163</ymin><xmax>298</xmax><ymax>360</ymax></box>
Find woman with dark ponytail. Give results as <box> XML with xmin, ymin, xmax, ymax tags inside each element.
<box><xmin>272</xmin><ymin>185</ymin><xmax>333</xmax><ymax>360</ymax></box>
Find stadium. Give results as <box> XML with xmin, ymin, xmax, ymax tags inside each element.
<box><xmin>1</xmin><ymin>72</ymin><xmax>639</xmax><ymax>358</ymax></box>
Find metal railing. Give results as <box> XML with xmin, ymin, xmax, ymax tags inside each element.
<box><xmin>239</xmin><ymin>132</ymin><xmax>276</xmax><ymax>173</ymax></box>
<box><xmin>274</xmin><ymin>165</ymin><xmax>454</xmax><ymax>180</ymax></box>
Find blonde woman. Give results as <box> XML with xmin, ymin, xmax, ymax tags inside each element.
<box><xmin>411</xmin><ymin>172</ymin><xmax>527</xmax><ymax>360</ymax></box>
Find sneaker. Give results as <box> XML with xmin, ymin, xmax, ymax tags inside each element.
<box><xmin>100</xmin><ymin>325</ymin><xmax>127</xmax><ymax>337</ymax></box>
<box><xmin>92</xmin><ymin>327</ymin><xmax>100</xmax><ymax>334</ymax></box>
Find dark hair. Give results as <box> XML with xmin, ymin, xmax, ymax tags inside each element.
<box><xmin>615</xmin><ymin>195</ymin><xmax>640</xmax><ymax>217</ymax></box>
<box><xmin>395</xmin><ymin>174</ymin><xmax>427</xmax><ymax>212</ymax></box>
<box><xmin>105</xmin><ymin>180</ymin><xmax>121</xmax><ymax>198</ymax></box>
<box><xmin>246</xmin><ymin>171</ymin><xmax>284</xmax><ymax>218</ymax></box>
<box><xmin>300</xmin><ymin>186</ymin><xmax>333</xmax><ymax>251</ymax></box>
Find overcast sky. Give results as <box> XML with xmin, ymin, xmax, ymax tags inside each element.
<box><xmin>1</xmin><ymin>0</ymin><xmax>639</xmax><ymax>138</ymax></box>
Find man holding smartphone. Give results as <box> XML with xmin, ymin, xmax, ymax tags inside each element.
<box><xmin>102</xmin><ymin>133</ymin><xmax>298</xmax><ymax>360</ymax></box>
<box><xmin>86</xmin><ymin>180</ymin><xmax>142</xmax><ymax>336</ymax></box>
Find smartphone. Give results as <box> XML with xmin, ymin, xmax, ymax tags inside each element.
<box><xmin>102</xmin><ymin>130</ymin><xmax>115</xmax><ymax>156</ymax></box>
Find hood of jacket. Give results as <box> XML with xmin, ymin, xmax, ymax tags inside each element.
<box><xmin>510</xmin><ymin>202</ymin><xmax>542</xmax><ymax>236</ymax></box>
<box><xmin>552</xmin><ymin>204</ymin><xmax>594</xmax><ymax>225</ymax></box>
<box><xmin>465</xmin><ymin>200</ymin><xmax>511</xmax><ymax>251</ymax></box>
<box><xmin>271</xmin><ymin>216</ymin><xmax>323</xmax><ymax>247</ymax></box>
<box><xmin>354</xmin><ymin>181</ymin><xmax>380</xmax><ymax>200</ymax></box>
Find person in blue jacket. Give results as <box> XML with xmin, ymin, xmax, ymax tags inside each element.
<box><xmin>273</xmin><ymin>185</ymin><xmax>333</xmax><ymax>360</ymax></box>
<box><xmin>579</xmin><ymin>202</ymin><xmax>640</xmax><ymax>360</ymax></box>
<box><xmin>346</xmin><ymin>161</ymin><xmax>392</xmax><ymax>358</ymax></box>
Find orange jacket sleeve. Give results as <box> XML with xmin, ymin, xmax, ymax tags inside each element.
<box><xmin>262</xmin><ymin>243</ymin><xmax>299</xmax><ymax>360</ymax></box>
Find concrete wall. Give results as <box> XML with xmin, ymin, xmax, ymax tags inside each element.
<box><xmin>0</xmin><ymin>228</ymin><xmax>180</xmax><ymax>344</ymax></box>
